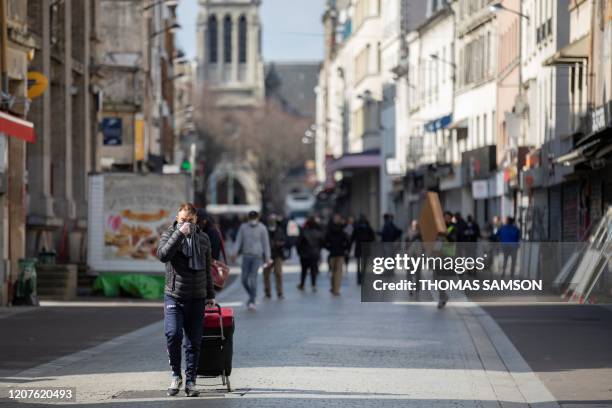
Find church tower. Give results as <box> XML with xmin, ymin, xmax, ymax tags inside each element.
<box><xmin>197</xmin><ymin>0</ymin><xmax>265</xmax><ymax>107</ymax></box>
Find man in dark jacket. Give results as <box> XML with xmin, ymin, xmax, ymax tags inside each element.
<box><xmin>325</xmin><ymin>214</ymin><xmax>349</xmax><ymax>295</ymax></box>
<box><xmin>297</xmin><ymin>216</ymin><xmax>324</xmax><ymax>291</ymax></box>
<box><xmin>351</xmin><ymin>215</ymin><xmax>375</xmax><ymax>285</ymax></box>
<box><xmin>264</xmin><ymin>214</ymin><xmax>286</xmax><ymax>299</ymax></box>
<box><xmin>157</xmin><ymin>203</ymin><xmax>215</xmax><ymax>397</ymax></box>
<box><xmin>380</xmin><ymin>213</ymin><xmax>402</xmax><ymax>242</ymax></box>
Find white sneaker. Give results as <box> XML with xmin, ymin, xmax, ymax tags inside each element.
<box><xmin>167</xmin><ymin>376</ymin><xmax>182</xmax><ymax>396</ymax></box>
<box><xmin>247</xmin><ymin>302</ymin><xmax>257</xmax><ymax>311</ymax></box>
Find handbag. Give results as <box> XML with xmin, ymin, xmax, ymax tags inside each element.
<box><xmin>211</xmin><ymin>228</ymin><xmax>230</xmax><ymax>290</ymax></box>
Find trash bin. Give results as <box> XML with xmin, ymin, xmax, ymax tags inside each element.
<box><xmin>13</xmin><ymin>258</ymin><xmax>39</xmax><ymax>306</ymax></box>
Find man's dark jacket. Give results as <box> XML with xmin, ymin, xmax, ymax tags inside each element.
<box><xmin>268</xmin><ymin>226</ymin><xmax>286</xmax><ymax>259</ymax></box>
<box><xmin>157</xmin><ymin>222</ymin><xmax>215</xmax><ymax>300</ymax></box>
<box><xmin>324</xmin><ymin>223</ymin><xmax>349</xmax><ymax>257</ymax></box>
<box><xmin>297</xmin><ymin>226</ymin><xmax>324</xmax><ymax>260</ymax></box>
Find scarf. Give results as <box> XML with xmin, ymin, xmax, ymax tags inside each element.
<box><xmin>178</xmin><ymin>223</ymin><xmax>205</xmax><ymax>270</ymax></box>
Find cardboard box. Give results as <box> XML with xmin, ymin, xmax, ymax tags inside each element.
<box><xmin>418</xmin><ymin>191</ymin><xmax>447</xmax><ymax>242</ymax></box>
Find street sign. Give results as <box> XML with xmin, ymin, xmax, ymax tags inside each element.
<box><xmin>134</xmin><ymin>114</ymin><xmax>144</xmax><ymax>161</ymax></box>
<box><xmin>101</xmin><ymin>117</ymin><xmax>122</xmax><ymax>145</ymax></box>
<box><xmin>27</xmin><ymin>71</ymin><xmax>48</xmax><ymax>99</ymax></box>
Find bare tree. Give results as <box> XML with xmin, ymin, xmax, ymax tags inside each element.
<box><xmin>194</xmin><ymin>88</ymin><xmax>313</xmax><ymax>212</ymax></box>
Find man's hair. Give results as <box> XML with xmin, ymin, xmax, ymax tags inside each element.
<box><xmin>248</xmin><ymin>210</ymin><xmax>259</xmax><ymax>220</ymax></box>
<box><xmin>177</xmin><ymin>203</ymin><xmax>197</xmax><ymax>223</ymax></box>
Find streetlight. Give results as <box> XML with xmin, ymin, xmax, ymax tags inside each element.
<box><xmin>430</xmin><ymin>53</ymin><xmax>456</xmax><ymax>82</ymax></box>
<box><xmin>429</xmin><ymin>53</ymin><xmax>455</xmax><ymax>68</ymax></box>
<box><xmin>151</xmin><ymin>23</ymin><xmax>181</xmax><ymax>38</ymax></box>
<box><xmin>489</xmin><ymin>2</ymin><xmax>530</xmax><ymax>20</ymax></box>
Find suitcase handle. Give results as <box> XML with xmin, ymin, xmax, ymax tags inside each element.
<box><xmin>205</xmin><ymin>303</ymin><xmax>222</xmax><ymax>314</ymax></box>
<box><xmin>204</xmin><ymin>303</ymin><xmax>225</xmax><ymax>340</ymax></box>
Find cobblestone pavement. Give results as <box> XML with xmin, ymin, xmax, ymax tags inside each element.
<box><xmin>0</xmin><ymin>262</ymin><xmax>559</xmax><ymax>408</ymax></box>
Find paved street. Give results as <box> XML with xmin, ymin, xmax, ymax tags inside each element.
<box><xmin>0</xmin><ymin>261</ymin><xmax>571</xmax><ymax>408</ymax></box>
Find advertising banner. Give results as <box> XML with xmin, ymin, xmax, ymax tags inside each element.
<box><xmin>88</xmin><ymin>173</ymin><xmax>192</xmax><ymax>273</ymax></box>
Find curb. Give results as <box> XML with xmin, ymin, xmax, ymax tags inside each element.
<box><xmin>457</xmin><ymin>304</ymin><xmax>560</xmax><ymax>408</ymax></box>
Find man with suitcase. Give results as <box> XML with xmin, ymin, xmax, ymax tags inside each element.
<box><xmin>157</xmin><ymin>203</ymin><xmax>216</xmax><ymax>397</ymax></box>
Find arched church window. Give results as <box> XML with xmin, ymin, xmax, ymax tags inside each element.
<box><xmin>238</xmin><ymin>15</ymin><xmax>247</xmax><ymax>63</ymax></box>
<box><xmin>207</xmin><ymin>15</ymin><xmax>218</xmax><ymax>63</ymax></box>
<box><xmin>223</xmin><ymin>15</ymin><xmax>232</xmax><ymax>63</ymax></box>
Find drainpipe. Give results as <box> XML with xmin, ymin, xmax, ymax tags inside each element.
<box><xmin>0</xmin><ymin>0</ymin><xmax>9</xmax><ymax>93</ymax></box>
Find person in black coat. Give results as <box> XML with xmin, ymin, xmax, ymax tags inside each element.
<box><xmin>264</xmin><ymin>214</ymin><xmax>286</xmax><ymax>299</ymax></box>
<box><xmin>157</xmin><ymin>203</ymin><xmax>215</xmax><ymax>397</ymax></box>
<box><xmin>325</xmin><ymin>214</ymin><xmax>349</xmax><ymax>295</ymax></box>
<box><xmin>196</xmin><ymin>208</ymin><xmax>223</xmax><ymax>261</ymax></box>
<box><xmin>351</xmin><ymin>215</ymin><xmax>376</xmax><ymax>285</ymax></box>
<box><xmin>380</xmin><ymin>213</ymin><xmax>402</xmax><ymax>242</ymax></box>
<box><xmin>296</xmin><ymin>216</ymin><xmax>324</xmax><ymax>291</ymax></box>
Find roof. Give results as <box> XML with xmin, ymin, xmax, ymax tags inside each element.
<box><xmin>264</xmin><ymin>62</ymin><xmax>319</xmax><ymax>118</ymax></box>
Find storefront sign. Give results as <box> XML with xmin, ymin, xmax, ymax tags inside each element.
<box><xmin>472</xmin><ymin>180</ymin><xmax>488</xmax><ymax>199</ymax></box>
<box><xmin>590</xmin><ymin>101</ymin><xmax>611</xmax><ymax>134</ymax></box>
<box><xmin>27</xmin><ymin>71</ymin><xmax>48</xmax><ymax>99</ymax></box>
<box><xmin>101</xmin><ymin>117</ymin><xmax>122</xmax><ymax>145</ymax></box>
<box><xmin>134</xmin><ymin>114</ymin><xmax>145</xmax><ymax>161</ymax></box>
<box><xmin>462</xmin><ymin>145</ymin><xmax>496</xmax><ymax>181</ymax></box>
<box><xmin>424</xmin><ymin>114</ymin><xmax>452</xmax><ymax>133</ymax></box>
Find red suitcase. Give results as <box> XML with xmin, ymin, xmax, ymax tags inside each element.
<box><xmin>198</xmin><ymin>304</ymin><xmax>234</xmax><ymax>391</ymax></box>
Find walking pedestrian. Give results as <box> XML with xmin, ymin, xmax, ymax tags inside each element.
<box><xmin>454</xmin><ymin>212</ymin><xmax>468</xmax><ymax>242</ymax></box>
<box><xmin>497</xmin><ymin>216</ymin><xmax>521</xmax><ymax>278</ymax></box>
<box><xmin>157</xmin><ymin>203</ymin><xmax>216</xmax><ymax>397</ymax></box>
<box><xmin>434</xmin><ymin>211</ymin><xmax>459</xmax><ymax>309</ymax></box>
<box><xmin>296</xmin><ymin>216</ymin><xmax>324</xmax><ymax>292</ymax></box>
<box><xmin>232</xmin><ymin>211</ymin><xmax>271</xmax><ymax>310</ymax></box>
<box><xmin>405</xmin><ymin>220</ymin><xmax>422</xmax><ymax>293</ymax></box>
<box><xmin>343</xmin><ymin>215</ymin><xmax>355</xmax><ymax>272</ymax></box>
<box><xmin>463</xmin><ymin>215</ymin><xmax>480</xmax><ymax>242</ymax></box>
<box><xmin>380</xmin><ymin>213</ymin><xmax>402</xmax><ymax>242</ymax></box>
<box><xmin>196</xmin><ymin>209</ymin><xmax>222</xmax><ymax>261</ymax></box>
<box><xmin>405</xmin><ymin>219</ymin><xmax>422</xmax><ymax>243</ymax></box>
<box><xmin>263</xmin><ymin>214</ymin><xmax>286</xmax><ymax>299</ymax></box>
<box><xmin>351</xmin><ymin>215</ymin><xmax>376</xmax><ymax>285</ymax></box>
<box><xmin>325</xmin><ymin>214</ymin><xmax>349</xmax><ymax>296</ymax></box>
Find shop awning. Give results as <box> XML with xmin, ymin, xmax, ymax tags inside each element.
<box><xmin>543</xmin><ymin>35</ymin><xmax>589</xmax><ymax>66</ymax></box>
<box><xmin>0</xmin><ymin>110</ymin><xmax>35</xmax><ymax>143</ymax></box>
<box><xmin>328</xmin><ymin>150</ymin><xmax>381</xmax><ymax>173</ymax></box>
<box><xmin>554</xmin><ymin>138</ymin><xmax>601</xmax><ymax>166</ymax></box>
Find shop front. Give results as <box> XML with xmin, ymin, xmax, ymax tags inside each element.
<box><xmin>462</xmin><ymin>145</ymin><xmax>497</xmax><ymax>226</ymax></box>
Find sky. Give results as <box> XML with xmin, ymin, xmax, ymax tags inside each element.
<box><xmin>176</xmin><ymin>0</ymin><xmax>325</xmax><ymax>62</ymax></box>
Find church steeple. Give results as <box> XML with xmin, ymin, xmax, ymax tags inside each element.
<box><xmin>197</xmin><ymin>0</ymin><xmax>264</xmax><ymax>107</ymax></box>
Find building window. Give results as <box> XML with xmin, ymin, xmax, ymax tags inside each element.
<box><xmin>223</xmin><ymin>15</ymin><xmax>232</xmax><ymax>63</ymax></box>
<box><xmin>483</xmin><ymin>113</ymin><xmax>487</xmax><ymax>145</ymax></box>
<box><xmin>207</xmin><ymin>15</ymin><xmax>218</xmax><ymax>63</ymax></box>
<box><xmin>238</xmin><ymin>15</ymin><xmax>247</xmax><ymax>63</ymax></box>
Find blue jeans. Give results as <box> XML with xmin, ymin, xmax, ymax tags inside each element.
<box><xmin>164</xmin><ymin>295</ymin><xmax>204</xmax><ymax>382</ymax></box>
<box><xmin>241</xmin><ymin>255</ymin><xmax>262</xmax><ymax>304</ymax></box>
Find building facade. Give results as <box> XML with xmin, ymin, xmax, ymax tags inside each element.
<box><xmin>0</xmin><ymin>0</ymin><xmax>36</xmax><ymax>305</ymax></box>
